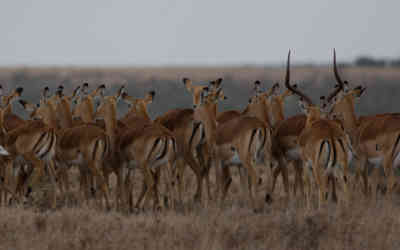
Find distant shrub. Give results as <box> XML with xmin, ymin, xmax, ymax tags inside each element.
<box><xmin>355</xmin><ymin>56</ymin><xmax>386</xmax><ymax>67</ymax></box>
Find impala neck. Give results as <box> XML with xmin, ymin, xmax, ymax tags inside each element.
<box><xmin>135</xmin><ymin>103</ymin><xmax>152</xmax><ymax>121</ymax></box>
<box><xmin>337</xmin><ymin>96</ymin><xmax>359</xmax><ymax>134</ymax></box>
<box><xmin>268</xmin><ymin>96</ymin><xmax>285</xmax><ymax>125</ymax></box>
<box><xmin>195</xmin><ymin>102</ymin><xmax>217</xmax><ymax>152</ymax></box>
<box><xmin>79</xmin><ymin>97</ymin><xmax>95</xmax><ymax>123</ymax></box>
<box><xmin>243</xmin><ymin>98</ymin><xmax>271</xmax><ymax>126</ymax></box>
<box><xmin>103</xmin><ymin>102</ymin><xmax>118</xmax><ymax>150</ymax></box>
<box><xmin>57</xmin><ymin>98</ymin><xmax>74</xmax><ymax>129</ymax></box>
<box><xmin>43</xmin><ymin>103</ymin><xmax>59</xmax><ymax>129</ymax></box>
<box><xmin>304</xmin><ymin>108</ymin><xmax>323</xmax><ymax>128</ymax></box>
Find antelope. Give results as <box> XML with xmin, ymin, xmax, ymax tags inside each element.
<box><xmin>118</xmin><ymin>90</ymin><xmax>177</xmax><ymax>209</ymax></box>
<box><xmin>155</xmin><ymin>79</ymin><xmax>212</xmax><ymax>204</ymax></box>
<box><xmin>20</xmin><ymin>86</ymin><xmax>112</xmax><ymax>209</ymax></box>
<box><xmin>0</xmin><ymin>86</ymin><xmax>25</xmax><ymax>204</ymax></box>
<box><xmin>214</xmin><ymin>112</ymin><xmax>269</xmax><ymax>211</ymax></box>
<box><xmin>1</xmin><ymin>96</ymin><xmax>58</xmax><ymax>207</ymax></box>
<box><xmin>94</xmin><ymin>89</ymin><xmax>176</xmax><ymax>211</ymax></box>
<box><xmin>328</xmin><ymin>50</ymin><xmax>400</xmax><ymax>198</ymax></box>
<box><xmin>284</xmin><ymin>50</ymin><xmax>350</xmax><ymax>208</ymax></box>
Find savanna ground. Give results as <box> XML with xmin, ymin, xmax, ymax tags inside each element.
<box><xmin>0</xmin><ymin>66</ymin><xmax>400</xmax><ymax>249</ymax></box>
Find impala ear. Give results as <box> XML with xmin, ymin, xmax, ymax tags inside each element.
<box><xmin>182</xmin><ymin>78</ymin><xmax>192</xmax><ymax>91</ymax></box>
<box><xmin>15</xmin><ymin>87</ymin><xmax>23</xmax><ymax>96</ymax></box>
<box><xmin>116</xmin><ymin>85</ymin><xmax>126</xmax><ymax>101</ymax></box>
<box><xmin>19</xmin><ymin>100</ymin><xmax>36</xmax><ymax>112</ymax></box>
<box><xmin>343</xmin><ymin>80</ymin><xmax>350</xmax><ymax>92</ymax></box>
<box><xmin>82</xmin><ymin>82</ymin><xmax>89</xmax><ymax>95</ymax></box>
<box><xmin>41</xmin><ymin>86</ymin><xmax>50</xmax><ymax>101</ymax></box>
<box><xmin>298</xmin><ymin>97</ymin><xmax>309</xmax><ymax>114</ymax></box>
<box><xmin>148</xmin><ymin>90</ymin><xmax>156</xmax><ymax>102</ymax></box>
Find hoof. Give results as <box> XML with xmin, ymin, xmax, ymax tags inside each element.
<box><xmin>265</xmin><ymin>193</ymin><xmax>272</xmax><ymax>204</ymax></box>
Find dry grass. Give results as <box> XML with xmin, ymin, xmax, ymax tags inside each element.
<box><xmin>1</xmin><ymin>166</ymin><xmax>400</xmax><ymax>250</ymax></box>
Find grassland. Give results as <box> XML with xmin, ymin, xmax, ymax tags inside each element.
<box><xmin>0</xmin><ymin>66</ymin><xmax>400</xmax><ymax>249</ymax></box>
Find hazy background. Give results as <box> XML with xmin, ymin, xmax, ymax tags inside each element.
<box><xmin>0</xmin><ymin>0</ymin><xmax>399</xmax><ymax>66</ymax></box>
<box><xmin>0</xmin><ymin>0</ymin><xmax>399</xmax><ymax>119</ymax></box>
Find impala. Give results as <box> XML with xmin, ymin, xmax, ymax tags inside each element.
<box><xmin>328</xmin><ymin>50</ymin><xmax>400</xmax><ymax>198</ymax></box>
<box><xmin>284</xmin><ymin>50</ymin><xmax>350</xmax><ymax>208</ymax></box>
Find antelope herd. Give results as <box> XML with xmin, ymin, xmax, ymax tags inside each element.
<box><xmin>0</xmin><ymin>50</ymin><xmax>398</xmax><ymax>212</ymax></box>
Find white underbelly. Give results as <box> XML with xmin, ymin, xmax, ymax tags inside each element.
<box><xmin>368</xmin><ymin>156</ymin><xmax>383</xmax><ymax>166</ymax></box>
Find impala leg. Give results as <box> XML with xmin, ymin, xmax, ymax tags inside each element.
<box><xmin>24</xmin><ymin>153</ymin><xmax>45</xmax><ymax>195</ymax></box>
<box><xmin>79</xmin><ymin>169</ymin><xmax>89</xmax><ymax>206</ymax></box>
<box><xmin>123</xmin><ymin>168</ymin><xmax>135</xmax><ymax>212</ymax></box>
<box><xmin>358</xmin><ymin>157</ymin><xmax>369</xmax><ymax>196</ymax></box>
<box><xmin>115</xmin><ymin>166</ymin><xmax>124</xmax><ymax>211</ymax></box>
<box><xmin>138</xmin><ymin>164</ymin><xmax>155</xmax><ymax>210</ymax></box>
<box><xmin>0</xmin><ymin>163</ymin><xmax>4</xmax><ymax>206</ymax></box>
<box><xmin>265</xmin><ymin>157</ymin><xmax>284</xmax><ymax>203</ymax></box>
<box><xmin>142</xmin><ymin>169</ymin><xmax>161</xmax><ymax>211</ymax></box>
<box><xmin>186</xmin><ymin>152</ymin><xmax>204</xmax><ymax>203</ymax></box>
<box><xmin>341</xmin><ymin>161</ymin><xmax>349</xmax><ymax>205</ymax></box>
<box><xmin>240</xmin><ymin>147</ymin><xmax>258</xmax><ymax>211</ymax></box>
<box><xmin>220</xmin><ymin>165</ymin><xmax>232</xmax><ymax>204</ymax></box>
<box><xmin>46</xmin><ymin>160</ymin><xmax>58</xmax><ymax>209</ymax></box>
<box><xmin>311</xmin><ymin>160</ymin><xmax>325</xmax><ymax>209</ymax></box>
<box><xmin>293</xmin><ymin>160</ymin><xmax>304</xmax><ymax>197</ymax></box>
<box><xmin>383</xmin><ymin>154</ymin><xmax>394</xmax><ymax>199</ymax></box>
<box><xmin>87</xmin><ymin>158</ymin><xmax>110</xmax><ymax>210</ymax></box>
<box><xmin>204</xmin><ymin>158</ymin><xmax>213</xmax><ymax>202</ymax></box>
<box><xmin>238</xmin><ymin>164</ymin><xmax>249</xmax><ymax>197</ymax></box>
<box><xmin>164</xmin><ymin>161</ymin><xmax>177</xmax><ymax>209</ymax></box>
<box><xmin>281</xmin><ymin>161</ymin><xmax>290</xmax><ymax>201</ymax></box>
<box><xmin>175</xmin><ymin>157</ymin><xmax>186</xmax><ymax>206</ymax></box>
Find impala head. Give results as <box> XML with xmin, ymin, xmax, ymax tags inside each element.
<box><xmin>46</xmin><ymin>85</ymin><xmax>64</xmax><ymax>107</ymax></box>
<box><xmin>116</xmin><ymin>85</ymin><xmax>127</xmax><ymax>102</ymax></box>
<box><xmin>283</xmin><ymin>51</ymin><xmax>318</xmax><ymax>116</ymax></box>
<box><xmin>90</xmin><ymin>84</ymin><xmax>106</xmax><ymax>98</ymax></box>
<box><xmin>328</xmin><ymin>49</ymin><xmax>366</xmax><ymax>119</ymax></box>
<box><xmin>270</xmin><ymin>82</ymin><xmax>280</xmax><ymax>96</ymax></box>
<box><xmin>68</xmin><ymin>85</ymin><xmax>81</xmax><ymax>104</ymax></box>
<box><xmin>94</xmin><ymin>95</ymin><xmax>117</xmax><ymax>120</ymax></box>
<box><xmin>81</xmin><ymin>82</ymin><xmax>89</xmax><ymax>96</ymax></box>
<box><xmin>209</xmin><ymin>78</ymin><xmax>223</xmax><ymax>91</ymax></box>
<box><xmin>0</xmin><ymin>86</ymin><xmax>23</xmax><ymax>107</ymax></box>
<box><xmin>330</xmin><ymin>85</ymin><xmax>366</xmax><ymax>119</ymax></box>
<box><xmin>182</xmin><ymin>78</ymin><xmax>209</xmax><ymax>109</ymax></box>
<box><xmin>55</xmin><ymin>85</ymin><xmax>64</xmax><ymax>98</ymax></box>
<box><xmin>252</xmin><ymin>80</ymin><xmax>263</xmax><ymax>94</ymax></box>
<box><xmin>40</xmin><ymin>86</ymin><xmax>51</xmax><ymax>105</ymax></box>
<box><xmin>205</xmin><ymin>87</ymin><xmax>228</xmax><ymax>104</ymax></box>
<box><xmin>19</xmin><ymin>100</ymin><xmax>45</xmax><ymax>120</ymax></box>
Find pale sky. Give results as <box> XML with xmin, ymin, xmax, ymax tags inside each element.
<box><xmin>0</xmin><ymin>0</ymin><xmax>398</xmax><ymax>66</ymax></box>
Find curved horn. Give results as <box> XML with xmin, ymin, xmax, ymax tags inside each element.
<box><xmin>284</xmin><ymin>50</ymin><xmax>314</xmax><ymax>105</ymax></box>
<box><xmin>333</xmin><ymin>49</ymin><xmax>344</xmax><ymax>87</ymax></box>
<box><xmin>327</xmin><ymin>49</ymin><xmax>345</xmax><ymax>102</ymax></box>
